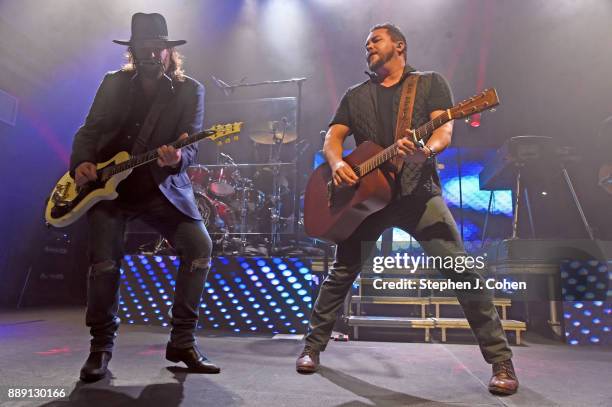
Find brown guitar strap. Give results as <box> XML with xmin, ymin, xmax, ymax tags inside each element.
<box><xmin>393</xmin><ymin>72</ymin><xmax>420</xmax><ymax>170</ymax></box>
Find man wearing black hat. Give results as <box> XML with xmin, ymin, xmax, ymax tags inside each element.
<box><xmin>71</xmin><ymin>13</ymin><xmax>220</xmax><ymax>381</ymax></box>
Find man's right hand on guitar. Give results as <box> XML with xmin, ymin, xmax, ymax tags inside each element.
<box><xmin>75</xmin><ymin>162</ymin><xmax>98</xmax><ymax>187</ymax></box>
<box><xmin>331</xmin><ymin>160</ymin><xmax>358</xmax><ymax>187</ymax></box>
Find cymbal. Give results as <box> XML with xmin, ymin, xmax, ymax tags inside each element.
<box><xmin>249</xmin><ymin>130</ymin><xmax>297</xmax><ymax>145</ymax></box>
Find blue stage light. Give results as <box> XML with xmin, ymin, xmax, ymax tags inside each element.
<box><xmin>262</xmin><ymin>266</ymin><xmax>271</xmax><ymax>273</ymax></box>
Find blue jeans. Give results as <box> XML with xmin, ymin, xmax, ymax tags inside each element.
<box><xmin>85</xmin><ymin>195</ymin><xmax>212</xmax><ymax>352</ymax></box>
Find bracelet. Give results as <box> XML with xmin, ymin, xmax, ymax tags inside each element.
<box><xmin>425</xmin><ymin>145</ymin><xmax>437</xmax><ymax>160</ymax></box>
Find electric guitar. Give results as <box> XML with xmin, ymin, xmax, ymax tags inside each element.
<box><xmin>45</xmin><ymin>122</ymin><xmax>243</xmax><ymax>228</ymax></box>
<box><xmin>304</xmin><ymin>89</ymin><xmax>500</xmax><ymax>243</ymax></box>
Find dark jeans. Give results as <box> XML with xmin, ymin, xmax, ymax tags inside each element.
<box><xmin>305</xmin><ymin>195</ymin><xmax>512</xmax><ymax>364</ymax></box>
<box><xmin>85</xmin><ymin>195</ymin><xmax>212</xmax><ymax>352</ymax></box>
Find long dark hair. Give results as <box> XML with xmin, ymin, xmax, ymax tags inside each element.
<box><xmin>121</xmin><ymin>47</ymin><xmax>185</xmax><ymax>81</ymax></box>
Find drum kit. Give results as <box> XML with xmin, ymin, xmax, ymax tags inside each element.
<box><xmin>186</xmin><ymin>119</ymin><xmax>301</xmax><ymax>254</ymax></box>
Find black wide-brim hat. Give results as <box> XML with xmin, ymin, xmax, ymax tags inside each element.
<box><xmin>113</xmin><ymin>12</ymin><xmax>186</xmax><ymax>47</ymax></box>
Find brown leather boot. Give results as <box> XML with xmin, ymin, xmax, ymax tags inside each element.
<box><xmin>488</xmin><ymin>359</ymin><xmax>519</xmax><ymax>395</ymax></box>
<box><xmin>296</xmin><ymin>345</ymin><xmax>320</xmax><ymax>374</ymax></box>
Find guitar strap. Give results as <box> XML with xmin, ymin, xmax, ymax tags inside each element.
<box><xmin>392</xmin><ymin>72</ymin><xmax>420</xmax><ymax>171</ymax></box>
<box><xmin>131</xmin><ymin>92</ymin><xmax>170</xmax><ymax>155</ymax></box>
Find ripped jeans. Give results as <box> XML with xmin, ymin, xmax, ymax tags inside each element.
<box><xmin>85</xmin><ymin>195</ymin><xmax>212</xmax><ymax>352</ymax></box>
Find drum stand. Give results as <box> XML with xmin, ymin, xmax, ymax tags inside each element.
<box><xmin>268</xmin><ymin>121</ymin><xmax>288</xmax><ymax>253</ymax></box>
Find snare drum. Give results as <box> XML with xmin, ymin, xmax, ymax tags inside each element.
<box><xmin>209</xmin><ymin>167</ymin><xmax>238</xmax><ymax>197</ymax></box>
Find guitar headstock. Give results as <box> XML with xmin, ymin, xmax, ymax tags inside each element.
<box><xmin>449</xmin><ymin>89</ymin><xmax>499</xmax><ymax>120</ymax></box>
<box><xmin>209</xmin><ymin>122</ymin><xmax>243</xmax><ymax>145</ymax></box>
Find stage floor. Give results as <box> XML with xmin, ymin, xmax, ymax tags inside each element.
<box><xmin>0</xmin><ymin>307</ymin><xmax>610</xmax><ymax>407</ymax></box>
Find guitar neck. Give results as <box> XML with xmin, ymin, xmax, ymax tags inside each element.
<box><xmin>354</xmin><ymin>110</ymin><xmax>451</xmax><ymax>177</ymax></box>
<box><xmin>103</xmin><ymin>129</ymin><xmax>215</xmax><ymax>178</ymax></box>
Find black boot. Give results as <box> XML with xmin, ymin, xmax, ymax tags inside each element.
<box><xmin>166</xmin><ymin>343</ymin><xmax>220</xmax><ymax>373</ymax></box>
<box><xmin>80</xmin><ymin>351</ymin><xmax>112</xmax><ymax>382</ymax></box>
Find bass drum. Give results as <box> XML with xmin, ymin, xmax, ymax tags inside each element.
<box><xmin>193</xmin><ymin>190</ymin><xmax>234</xmax><ymax>234</ymax></box>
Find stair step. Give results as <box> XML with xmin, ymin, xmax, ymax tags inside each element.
<box><xmin>346</xmin><ymin>315</ymin><xmax>435</xmax><ymax>328</ymax></box>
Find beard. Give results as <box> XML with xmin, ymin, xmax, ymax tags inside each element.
<box><xmin>367</xmin><ymin>49</ymin><xmax>394</xmax><ymax>71</ymax></box>
<box><xmin>136</xmin><ymin>59</ymin><xmax>164</xmax><ymax>79</ymax></box>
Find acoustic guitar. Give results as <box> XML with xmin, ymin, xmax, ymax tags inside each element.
<box><xmin>304</xmin><ymin>89</ymin><xmax>500</xmax><ymax>243</ymax></box>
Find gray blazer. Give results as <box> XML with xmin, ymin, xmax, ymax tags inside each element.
<box><xmin>69</xmin><ymin>70</ymin><xmax>204</xmax><ymax>220</ymax></box>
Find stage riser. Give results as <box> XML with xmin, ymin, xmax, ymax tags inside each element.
<box><xmin>119</xmin><ymin>255</ymin><xmax>320</xmax><ymax>334</ymax></box>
